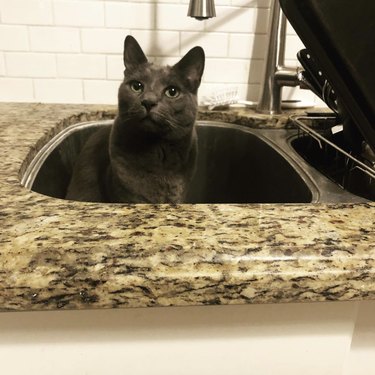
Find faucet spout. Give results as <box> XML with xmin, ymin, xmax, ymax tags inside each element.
<box><xmin>187</xmin><ymin>0</ymin><xmax>216</xmax><ymax>20</ymax></box>
<box><xmin>256</xmin><ymin>0</ymin><xmax>302</xmax><ymax>114</ymax></box>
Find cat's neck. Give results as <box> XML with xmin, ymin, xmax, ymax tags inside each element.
<box><xmin>110</xmin><ymin>117</ymin><xmax>195</xmax><ymax>158</ymax></box>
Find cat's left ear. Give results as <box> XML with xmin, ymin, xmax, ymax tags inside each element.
<box><xmin>173</xmin><ymin>47</ymin><xmax>205</xmax><ymax>93</ymax></box>
<box><xmin>123</xmin><ymin>35</ymin><xmax>148</xmax><ymax>70</ymax></box>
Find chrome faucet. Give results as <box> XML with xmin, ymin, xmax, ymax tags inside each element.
<box><xmin>187</xmin><ymin>0</ymin><xmax>304</xmax><ymax>114</ymax></box>
<box><xmin>256</xmin><ymin>0</ymin><xmax>303</xmax><ymax>114</ymax></box>
<box><xmin>187</xmin><ymin>0</ymin><xmax>216</xmax><ymax>20</ymax></box>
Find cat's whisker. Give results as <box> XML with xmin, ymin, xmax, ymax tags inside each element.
<box><xmin>152</xmin><ymin>109</ymin><xmax>178</xmax><ymax>129</ymax></box>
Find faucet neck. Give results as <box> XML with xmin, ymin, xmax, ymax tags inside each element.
<box><xmin>256</xmin><ymin>1</ymin><xmax>299</xmax><ymax>114</ymax></box>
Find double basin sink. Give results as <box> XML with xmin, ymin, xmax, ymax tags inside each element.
<box><xmin>22</xmin><ymin>120</ymin><xmax>368</xmax><ymax>204</ymax></box>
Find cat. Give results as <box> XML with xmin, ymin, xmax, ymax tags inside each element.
<box><xmin>65</xmin><ymin>35</ymin><xmax>205</xmax><ymax>203</ymax></box>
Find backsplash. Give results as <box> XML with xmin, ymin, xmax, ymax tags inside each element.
<box><xmin>0</xmin><ymin>0</ymin><xmax>316</xmax><ymax>105</ymax></box>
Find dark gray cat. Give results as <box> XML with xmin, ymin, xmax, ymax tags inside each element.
<box><xmin>66</xmin><ymin>35</ymin><xmax>205</xmax><ymax>203</ymax></box>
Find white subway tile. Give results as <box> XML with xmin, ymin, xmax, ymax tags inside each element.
<box><xmin>0</xmin><ymin>0</ymin><xmax>53</xmax><ymax>25</ymax></box>
<box><xmin>182</xmin><ymin>0</ymin><xmax>231</xmax><ymax>4</ymax></box>
<box><xmin>205</xmin><ymin>7</ymin><xmax>269</xmax><ymax>33</ymax></box>
<box><xmin>105</xmin><ymin>2</ymin><xmax>154</xmax><ymax>29</ymax></box>
<box><xmin>34</xmin><ymin>78</ymin><xmax>83</xmax><ymax>103</ymax></box>
<box><xmin>153</xmin><ymin>56</ymin><xmax>181</xmax><ymax>66</ymax></box>
<box><xmin>247</xmin><ymin>59</ymin><xmax>264</xmax><ymax>84</ymax></box>
<box><xmin>286</xmin><ymin>21</ymin><xmax>299</xmax><ymax>36</ymax></box>
<box><xmin>129</xmin><ymin>30</ymin><xmax>180</xmax><ymax>56</ymax></box>
<box><xmin>156</xmin><ymin>4</ymin><xmax>205</xmax><ymax>31</ymax></box>
<box><xmin>282</xmin><ymin>86</ymin><xmax>317</xmax><ymax>105</ymax></box>
<box><xmin>0</xmin><ymin>25</ymin><xmax>29</xmax><ymax>51</ymax></box>
<box><xmin>246</xmin><ymin>83</ymin><xmax>260</xmax><ymax>101</ymax></box>
<box><xmin>284</xmin><ymin>58</ymin><xmax>301</xmax><ymax>69</ymax></box>
<box><xmin>231</xmin><ymin>0</ymin><xmax>271</xmax><ymax>7</ymax></box>
<box><xmin>230</xmin><ymin>83</ymin><xmax>259</xmax><ymax>101</ymax></box>
<box><xmin>204</xmin><ymin>58</ymin><xmax>250</xmax><ymax>83</ymax></box>
<box><xmin>29</xmin><ymin>27</ymin><xmax>81</xmax><ymax>52</ymax></box>
<box><xmin>53</xmin><ymin>0</ymin><xmax>104</xmax><ymax>27</ymax></box>
<box><xmin>0</xmin><ymin>1</ymin><xmax>299</xmax><ymax>104</ymax></box>
<box><xmin>107</xmin><ymin>55</ymin><xmax>123</xmax><ymax>80</ymax></box>
<box><xmin>229</xmin><ymin>33</ymin><xmax>267</xmax><ymax>59</ymax></box>
<box><xmin>285</xmin><ymin>34</ymin><xmax>305</xmax><ymax>60</ymax></box>
<box><xmin>313</xmin><ymin>96</ymin><xmax>328</xmax><ymax>108</ymax></box>
<box><xmin>0</xmin><ymin>78</ymin><xmax>34</xmax><ymax>101</ymax></box>
<box><xmin>81</xmin><ymin>28</ymin><xmax>128</xmax><ymax>54</ymax></box>
<box><xmin>141</xmin><ymin>0</ymin><xmax>178</xmax><ymax>2</ymax></box>
<box><xmin>214</xmin><ymin>0</ymin><xmax>232</xmax><ymax>5</ymax></box>
<box><xmin>180</xmin><ymin>32</ymin><xmax>228</xmax><ymax>57</ymax></box>
<box><xmin>5</xmin><ymin>53</ymin><xmax>56</xmax><ymax>78</ymax></box>
<box><xmin>57</xmin><ymin>54</ymin><xmax>106</xmax><ymax>79</ymax></box>
<box><xmin>0</xmin><ymin>53</ymin><xmax>5</xmax><ymax>76</ymax></box>
<box><xmin>83</xmin><ymin>79</ymin><xmax>120</xmax><ymax>104</ymax></box>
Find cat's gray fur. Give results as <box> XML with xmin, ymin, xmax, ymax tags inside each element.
<box><xmin>66</xmin><ymin>35</ymin><xmax>205</xmax><ymax>203</ymax></box>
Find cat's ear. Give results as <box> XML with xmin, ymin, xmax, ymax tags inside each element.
<box><xmin>173</xmin><ymin>47</ymin><xmax>205</xmax><ymax>93</ymax></box>
<box><xmin>123</xmin><ymin>35</ymin><xmax>148</xmax><ymax>70</ymax></box>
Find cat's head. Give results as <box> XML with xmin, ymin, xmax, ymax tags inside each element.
<box><xmin>117</xmin><ymin>35</ymin><xmax>205</xmax><ymax>139</ymax></box>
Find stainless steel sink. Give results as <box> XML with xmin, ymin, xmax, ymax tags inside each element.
<box><xmin>21</xmin><ymin>120</ymin><xmax>366</xmax><ymax>203</ymax></box>
<box><xmin>186</xmin><ymin>123</ymin><xmax>315</xmax><ymax>203</ymax></box>
<box><xmin>289</xmin><ymin>115</ymin><xmax>375</xmax><ymax>202</ymax></box>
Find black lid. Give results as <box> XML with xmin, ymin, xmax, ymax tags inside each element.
<box><xmin>280</xmin><ymin>0</ymin><xmax>375</xmax><ymax>151</ymax></box>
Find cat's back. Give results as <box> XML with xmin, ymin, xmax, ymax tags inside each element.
<box><xmin>65</xmin><ymin>126</ymin><xmax>111</xmax><ymax>202</ymax></box>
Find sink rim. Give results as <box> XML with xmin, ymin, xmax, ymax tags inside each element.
<box><xmin>21</xmin><ymin>119</ymin><xmax>113</xmax><ymax>190</ymax></box>
<box><xmin>22</xmin><ymin>118</ymin><xmax>369</xmax><ymax>204</ymax></box>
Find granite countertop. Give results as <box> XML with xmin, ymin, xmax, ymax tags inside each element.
<box><xmin>0</xmin><ymin>102</ymin><xmax>374</xmax><ymax>312</ymax></box>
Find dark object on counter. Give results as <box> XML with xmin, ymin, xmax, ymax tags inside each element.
<box><xmin>297</xmin><ymin>49</ymin><xmax>338</xmax><ymax>113</ymax></box>
<box><xmin>280</xmin><ymin>0</ymin><xmax>375</xmax><ymax>153</ymax></box>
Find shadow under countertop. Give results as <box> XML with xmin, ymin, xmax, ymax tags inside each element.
<box><xmin>0</xmin><ymin>102</ymin><xmax>374</xmax><ymax>312</ymax></box>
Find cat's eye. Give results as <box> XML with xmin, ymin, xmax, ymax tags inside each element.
<box><xmin>130</xmin><ymin>81</ymin><xmax>144</xmax><ymax>93</ymax></box>
<box><xmin>165</xmin><ymin>86</ymin><xmax>180</xmax><ymax>98</ymax></box>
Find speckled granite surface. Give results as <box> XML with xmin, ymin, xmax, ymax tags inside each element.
<box><xmin>0</xmin><ymin>102</ymin><xmax>374</xmax><ymax>312</ymax></box>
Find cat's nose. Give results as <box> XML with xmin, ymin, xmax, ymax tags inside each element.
<box><xmin>141</xmin><ymin>99</ymin><xmax>157</xmax><ymax>112</ymax></box>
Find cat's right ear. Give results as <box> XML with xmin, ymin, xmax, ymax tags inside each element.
<box><xmin>123</xmin><ymin>35</ymin><xmax>148</xmax><ymax>70</ymax></box>
<box><xmin>173</xmin><ymin>46</ymin><xmax>205</xmax><ymax>94</ymax></box>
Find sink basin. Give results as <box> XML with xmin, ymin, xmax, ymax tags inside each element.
<box><xmin>291</xmin><ymin>124</ymin><xmax>375</xmax><ymax>201</ymax></box>
<box><xmin>21</xmin><ymin>120</ymin><xmax>365</xmax><ymax>203</ymax></box>
<box><xmin>186</xmin><ymin>123</ymin><xmax>315</xmax><ymax>203</ymax></box>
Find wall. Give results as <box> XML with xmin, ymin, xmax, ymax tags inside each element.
<box><xmin>0</xmin><ymin>301</ymin><xmax>374</xmax><ymax>375</ymax></box>
<box><xmin>0</xmin><ymin>0</ymin><xmax>317</xmax><ymax>105</ymax></box>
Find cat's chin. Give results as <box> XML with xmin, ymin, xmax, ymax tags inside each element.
<box><xmin>138</xmin><ymin>116</ymin><xmax>169</xmax><ymax>135</ymax></box>
<box><xmin>141</xmin><ymin>117</ymin><xmax>158</xmax><ymax>127</ymax></box>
